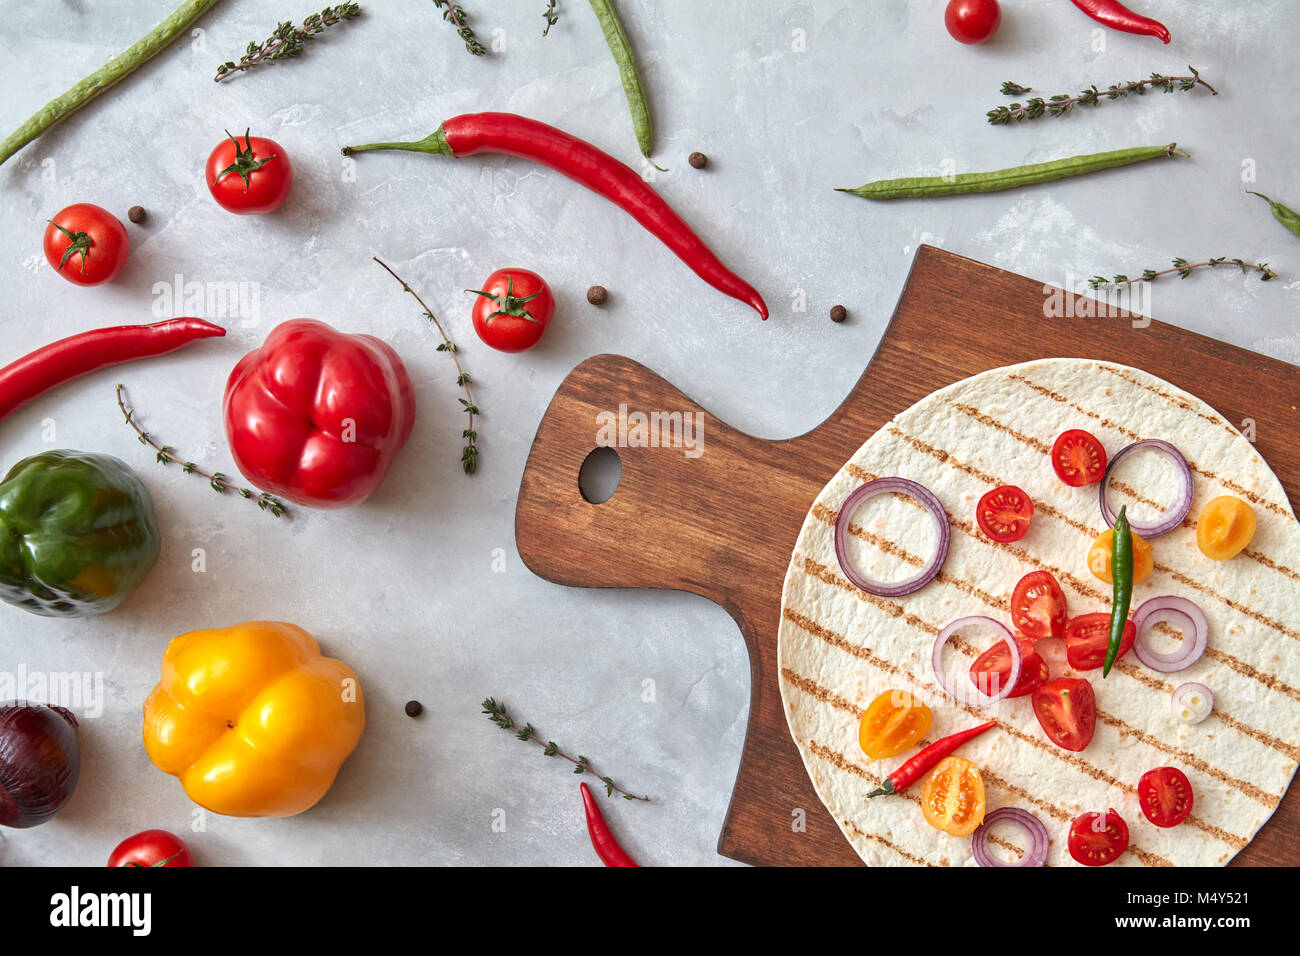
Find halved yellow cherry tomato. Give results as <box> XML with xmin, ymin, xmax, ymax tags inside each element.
<box><xmin>920</xmin><ymin>755</ymin><xmax>986</xmax><ymax>836</ymax></box>
<box><xmin>858</xmin><ymin>690</ymin><xmax>931</xmax><ymax>761</ymax></box>
<box><xmin>1196</xmin><ymin>495</ymin><xmax>1256</xmax><ymax>561</ymax></box>
<box><xmin>1087</xmin><ymin>529</ymin><xmax>1153</xmax><ymax>585</ymax></box>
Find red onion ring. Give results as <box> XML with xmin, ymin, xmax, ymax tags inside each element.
<box><xmin>1133</xmin><ymin>595</ymin><xmax>1208</xmax><ymax>672</ymax></box>
<box><xmin>1098</xmin><ymin>440</ymin><xmax>1193</xmax><ymax>538</ymax></box>
<box><xmin>972</xmin><ymin>806</ymin><xmax>1050</xmax><ymax>867</ymax></box>
<box><xmin>1171</xmin><ymin>682</ymin><xmax>1214</xmax><ymax>723</ymax></box>
<box><xmin>834</xmin><ymin>477</ymin><xmax>950</xmax><ymax>598</ymax></box>
<box><xmin>933</xmin><ymin>617</ymin><xmax>1021</xmax><ymax>706</ymax></box>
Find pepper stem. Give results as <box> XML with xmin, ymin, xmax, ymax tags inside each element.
<box><xmin>341</xmin><ymin>128</ymin><xmax>452</xmax><ymax>157</ymax></box>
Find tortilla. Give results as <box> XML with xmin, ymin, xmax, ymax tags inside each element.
<box><xmin>777</xmin><ymin>358</ymin><xmax>1300</xmax><ymax>866</ymax></box>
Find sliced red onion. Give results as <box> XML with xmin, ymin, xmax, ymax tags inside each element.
<box><xmin>933</xmin><ymin>617</ymin><xmax>1021</xmax><ymax>706</ymax></box>
<box><xmin>1133</xmin><ymin>596</ymin><xmax>1208</xmax><ymax>673</ymax></box>
<box><xmin>1098</xmin><ymin>440</ymin><xmax>1193</xmax><ymax>538</ymax></box>
<box><xmin>1171</xmin><ymin>682</ymin><xmax>1214</xmax><ymax>724</ymax></box>
<box><xmin>835</xmin><ymin>477</ymin><xmax>950</xmax><ymax>598</ymax></box>
<box><xmin>972</xmin><ymin>807</ymin><xmax>1050</xmax><ymax>867</ymax></box>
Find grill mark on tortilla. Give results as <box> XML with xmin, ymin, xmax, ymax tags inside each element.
<box><xmin>784</xmin><ymin>611</ymin><xmax>1183</xmax><ymax>864</ymax></box>
<box><xmin>781</xmin><ymin>666</ymin><xmax>863</xmax><ymax>717</ymax></box>
<box><xmin>838</xmin><ymin>818</ymin><xmax>936</xmax><ymax>866</ymax></box>
<box><xmin>790</xmin><ymin>557</ymin><xmax>1276</xmax><ymax>815</ymax></box>
<box><xmin>819</xmin><ymin>486</ymin><xmax>1300</xmax><ymax>726</ymax></box>
<box><xmin>1152</xmin><ymin>562</ymin><xmax>1300</xmax><ymax>642</ymax></box>
<box><xmin>1095</xmin><ymin>364</ymin><xmax>1246</xmax><ymax>440</ymax></box>
<box><xmin>1011</xmin><ymin>369</ymin><xmax>1292</xmax><ymax>519</ymax></box>
<box><xmin>1243</xmin><ymin>548</ymin><xmax>1300</xmax><ymax>583</ymax></box>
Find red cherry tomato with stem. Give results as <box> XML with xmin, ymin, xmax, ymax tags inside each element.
<box><xmin>945</xmin><ymin>0</ymin><xmax>1001</xmax><ymax>44</ymax></box>
<box><xmin>205</xmin><ymin>129</ymin><xmax>293</xmax><ymax>215</ymax></box>
<box><xmin>107</xmin><ymin>829</ymin><xmax>194</xmax><ymax>867</ymax></box>
<box><xmin>976</xmin><ymin>484</ymin><xmax>1034</xmax><ymax>542</ymax></box>
<box><xmin>43</xmin><ymin>203</ymin><xmax>129</xmax><ymax>286</ymax></box>
<box><xmin>1052</xmin><ymin>429</ymin><xmax>1108</xmax><ymax>487</ymax></box>
<box><xmin>1032</xmin><ymin>677</ymin><xmax>1096</xmax><ymax>752</ymax></box>
<box><xmin>1138</xmin><ymin>767</ymin><xmax>1193</xmax><ymax>828</ymax></box>
<box><xmin>1068</xmin><ymin>809</ymin><xmax>1129</xmax><ymax>866</ymax></box>
<box><xmin>468</xmin><ymin>269</ymin><xmax>556</xmax><ymax>353</ymax></box>
<box><xmin>1063</xmin><ymin>612</ymin><xmax>1136</xmax><ymax>671</ymax></box>
<box><xmin>1011</xmin><ymin>570</ymin><xmax>1068</xmax><ymax>640</ymax></box>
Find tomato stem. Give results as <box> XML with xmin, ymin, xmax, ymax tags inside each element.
<box><xmin>215</xmin><ymin>129</ymin><xmax>278</xmax><ymax>192</ymax></box>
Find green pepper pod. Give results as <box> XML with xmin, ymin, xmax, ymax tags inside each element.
<box><xmin>588</xmin><ymin>0</ymin><xmax>658</xmax><ymax>164</ymax></box>
<box><xmin>1104</xmin><ymin>505</ymin><xmax>1134</xmax><ymax>677</ymax></box>
<box><xmin>0</xmin><ymin>451</ymin><xmax>161</xmax><ymax>618</ymax></box>
<box><xmin>839</xmin><ymin>143</ymin><xmax>1187</xmax><ymax>200</ymax></box>
<box><xmin>1246</xmin><ymin>190</ymin><xmax>1300</xmax><ymax>240</ymax></box>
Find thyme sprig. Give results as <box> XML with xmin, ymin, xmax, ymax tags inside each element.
<box><xmin>215</xmin><ymin>4</ymin><xmax>363</xmax><ymax>82</ymax></box>
<box><xmin>988</xmin><ymin>66</ymin><xmax>1217</xmax><ymax>124</ymax></box>
<box><xmin>542</xmin><ymin>0</ymin><xmax>559</xmax><ymax>36</ymax></box>
<box><xmin>482</xmin><ymin>697</ymin><xmax>651</xmax><ymax>801</ymax></box>
<box><xmin>372</xmin><ymin>257</ymin><xmax>480</xmax><ymax>474</ymax></box>
<box><xmin>433</xmin><ymin>0</ymin><xmax>486</xmax><ymax>55</ymax></box>
<box><xmin>115</xmin><ymin>385</ymin><xmax>288</xmax><ymax>517</ymax></box>
<box><xmin>1088</xmin><ymin>257</ymin><xmax>1277</xmax><ymax>289</ymax></box>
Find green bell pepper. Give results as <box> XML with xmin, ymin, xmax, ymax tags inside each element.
<box><xmin>0</xmin><ymin>450</ymin><xmax>161</xmax><ymax>617</ymax></box>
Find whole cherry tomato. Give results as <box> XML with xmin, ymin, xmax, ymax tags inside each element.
<box><xmin>468</xmin><ymin>268</ymin><xmax>556</xmax><ymax>353</ymax></box>
<box><xmin>107</xmin><ymin>829</ymin><xmax>194</xmax><ymax>867</ymax></box>
<box><xmin>205</xmin><ymin>129</ymin><xmax>293</xmax><ymax>215</ymax></box>
<box><xmin>43</xmin><ymin>203</ymin><xmax>129</xmax><ymax>286</ymax></box>
<box><xmin>945</xmin><ymin>0</ymin><xmax>1001</xmax><ymax>44</ymax></box>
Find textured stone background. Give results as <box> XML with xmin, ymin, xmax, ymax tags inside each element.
<box><xmin>0</xmin><ymin>0</ymin><xmax>1296</xmax><ymax>866</ymax></box>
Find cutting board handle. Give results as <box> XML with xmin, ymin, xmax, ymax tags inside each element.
<box><xmin>515</xmin><ymin>353</ymin><xmax>799</xmax><ymax>613</ymax></box>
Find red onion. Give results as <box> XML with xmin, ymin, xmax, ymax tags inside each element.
<box><xmin>972</xmin><ymin>806</ymin><xmax>1050</xmax><ymax>867</ymax></box>
<box><xmin>933</xmin><ymin>617</ymin><xmax>1021</xmax><ymax>706</ymax></box>
<box><xmin>1133</xmin><ymin>596</ymin><xmax>1208</xmax><ymax>672</ymax></box>
<box><xmin>835</xmin><ymin>477</ymin><xmax>950</xmax><ymax>597</ymax></box>
<box><xmin>1098</xmin><ymin>440</ymin><xmax>1193</xmax><ymax>538</ymax></box>
<box><xmin>1171</xmin><ymin>682</ymin><xmax>1214</xmax><ymax>724</ymax></box>
<box><xmin>0</xmin><ymin>702</ymin><xmax>81</xmax><ymax>828</ymax></box>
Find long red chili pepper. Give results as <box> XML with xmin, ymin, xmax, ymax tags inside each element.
<box><xmin>1069</xmin><ymin>0</ymin><xmax>1171</xmax><ymax>43</ymax></box>
<box><xmin>0</xmin><ymin>318</ymin><xmax>225</xmax><ymax>423</ymax></box>
<box><xmin>867</xmin><ymin>720</ymin><xmax>997</xmax><ymax>798</ymax></box>
<box><xmin>342</xmin><ymin>112</ymin><xmax>769</xmax><ymax>320</ymax></box>
<box><xmin>580</xmin><ymin>782</ymin><xmax>639</xmax><ymax>867</ymax></box>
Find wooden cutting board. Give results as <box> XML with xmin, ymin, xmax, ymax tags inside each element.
<box><xmin>514</xmin><ymin>245</ymin><xmax>1300</xmax><ymax>866</ymax></box>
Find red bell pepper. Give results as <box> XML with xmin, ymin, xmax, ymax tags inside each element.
<box><xmin>223</xmin><ymin>319</ymin><xmax>416</xmax><ymax>508</ymax></box>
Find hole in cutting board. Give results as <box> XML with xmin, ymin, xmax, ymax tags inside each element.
<box><xmin>579</xmin><ymin>447</ymin><xmax>621</xmax><ymax>503</ymax></box>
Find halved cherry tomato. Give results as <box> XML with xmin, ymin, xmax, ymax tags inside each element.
<box><xmin>1138</xmin><ymin>766</ymin><xmax>1193</xmax><ymax>828</ymax></box>
<box><xmin>969</xmin><ymin>634</ymin><xmax>1047</xmax><ymax>698</ymax></box>
<box><xmin>858</xmin><ymin>689</ymin><xmax>931</xmax><ymax>760</ymax></box>
<box><xmin>1010</xmin><ymin>570</ymin><xmax>1068</xmax><ymax>640</ymax></box>
<box><xmin>1063</xmin><ymin>613</ymin><xmax>1136</xmax><ymax>671</ymax></box>
<box><xmin>976</xmin><ymin>485</ymin><xmax>1033</xmax><ymax>543</ymax></box>
<box><xmin>1032</xmin><ymin>677</ymin><xmax>1096</xmax><ymax>751</ymax></box>
<box><xmin>1068</xmin><ymin>809</ymin><xmax>1129</xmax><ymax>866</ymax></box>
<box><xmin>919</xmin><ymin>756</ymin><xmax>986</xmax><ymax>836</ymax></box>
<box><xmin>1051</xmin><ymin>430</ymin><xmax>1107</xmax><ymax>487</ymax></box>
<box><xmin>1087</xmin><ymin>529</ymin><xmax>1153</xmax><ymax>585</ymax></box>
<box><xmin>1196</xmin><ymin>496</ymin><xmax>1256</xmax><ymax>561</ymax></box>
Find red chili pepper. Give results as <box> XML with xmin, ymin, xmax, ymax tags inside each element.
<box><xmin>0</xmin><ymin>318</ymin><xmax>225</xmax><ymax>424</ymax></box>
<box><xmin>343</xmin><ymin>112</ymin><xmax>768</xmax><ymax>320</ymax></box>
<box><xmin>580</xmin><ymin>782</ymin><xmax>639</xmax><ymax>867</ymax></box>
<box><xmin>1069</xmin><ymin>0</ymin><xmax>1171</xmax><ymax>43</ymax></box>
<box><xmin>867</xmin><ymin>720</ymin><xmax>997</xmax><ymax>797</ymax></box>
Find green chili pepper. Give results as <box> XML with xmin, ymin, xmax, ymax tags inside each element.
<box><xmin>0</xmin><ymin>0</ymin><xmax>224</xmax><ymax>167</ymax></box>
<box><xmin>1104</xmin><ymin>505</ymin><xmax>1134</xmax><ymax>677</ymax></box>
<box><xmin>1246</xmin><ymin>190</ymin><xmax>1300</xmax><ymax>240</ymax></box>
<box><xmin>587</xmin><ymin>0</ymin><xmax>659</xmax><ymax>165</ymax></box>
<box><xmin>838</xmin><ymin>143</ymin><xmax>1188</xmax><ymax>200</ymax></box>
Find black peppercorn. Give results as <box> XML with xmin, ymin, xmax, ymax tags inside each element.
<box><xmin>404</xmin><ymin>700</ymin><xmax>423</xmax><ymax>718</ymax></box>
<box><xmin>688</xmin><ymin>151</ymin><xmax>708</xmax><ymax>169</ymax></box>
<box><xmin>830</xmin><ymin>304</ymin><xmax>848</xmax><ymax>323</ymax></box>
<box><xmin>127</xmin><ymin>206</ymin><xmax>146</xmax><ymax>224</ymax></box>
<box><xmin>587</xmin><ymin>285</ymin><xmax>609</xmax><ymax>306</ymax></box>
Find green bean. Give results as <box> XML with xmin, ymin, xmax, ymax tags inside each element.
<box><xmin>838</xmin><ymin>143</ymin><xmax>1188</xmax><ymax>200</ymax></box>
<box><xmin>0</xmin><ymin>0</ymin><xmax>224</xmax><ymax>168</ymax></box>
<box><xmin>587</xmin><ymin>0</ymin><xmax>658</xmax><ymax>164</ymax></box>
<box><xmin>1246</xmin><ymin>190</ymin><xmax>1300</xmax><ymax>240</ymax></box>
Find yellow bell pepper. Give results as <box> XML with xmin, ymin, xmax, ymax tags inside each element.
<box><xmin>143</xmin><ymin>621</ymin><xmax>365</xmax><ymax>817</ymax></box>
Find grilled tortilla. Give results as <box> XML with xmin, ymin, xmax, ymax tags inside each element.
<box><xmin>777</xmin><ymin>358</ymin><xmax>1300</xmax><ymax>866</ymax></box>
